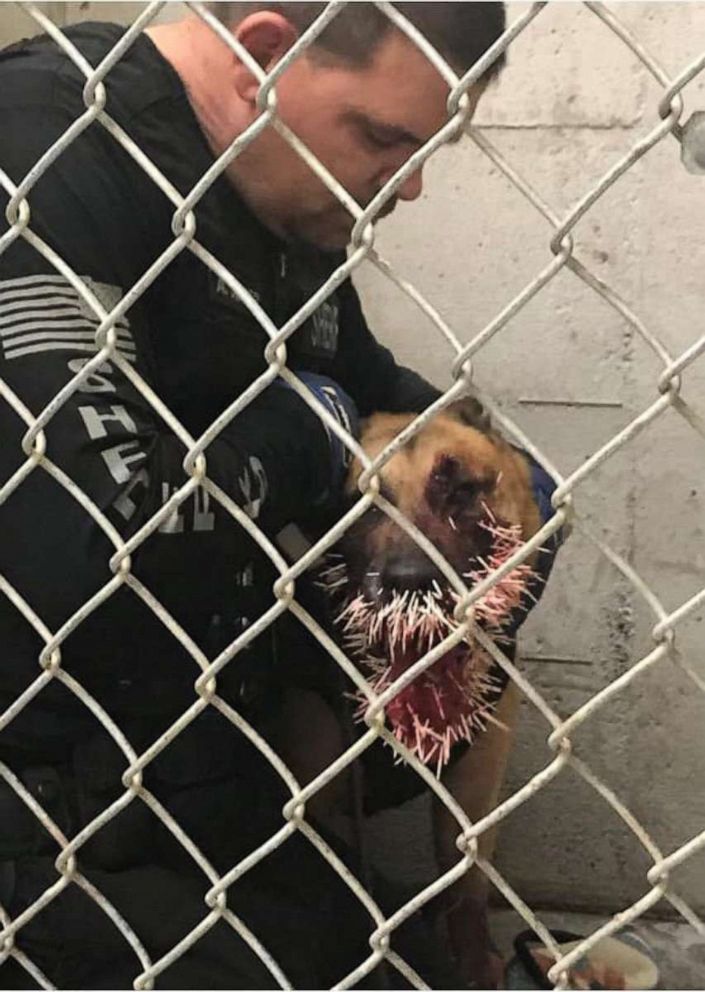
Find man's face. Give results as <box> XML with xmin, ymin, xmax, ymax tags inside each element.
<box><xmin>228</xmin><ymin>31</ymin><xmax>484</xmax><ymax>251</ymax></box>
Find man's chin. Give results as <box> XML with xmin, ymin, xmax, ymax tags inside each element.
<box><xmin>286</xmin><ymin>219</ymin><xmax>355</xmax><ymax>254</ymax></box>
<box><xmin>272</xmin><ymin>192</ymin><xmax>400</xmax><ymax>252</ymax></box>
<box><xmin>290</xmin><ymin>201</ymin><xmax>397</xmax><ymax>253</ymax></box>
<box><xmin>308</xmin><ymin>204</ymin><xmax>396</xmax><ymax>252</ymax></box>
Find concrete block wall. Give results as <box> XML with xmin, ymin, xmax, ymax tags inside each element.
<box><xmin>1</xmin><ymin>2</ymin><xmax>703</xmax><ymax>917</ymax></box>
<box><xmin>355</xmin><ymin>2</ymin><xmax>705</xmax><ymax>915</ymax></box>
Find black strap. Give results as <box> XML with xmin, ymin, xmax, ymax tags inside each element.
<box><xmin>513</xmin><ymin>929</ymin><xmax>583</xmax><ymax>990</ymax></box>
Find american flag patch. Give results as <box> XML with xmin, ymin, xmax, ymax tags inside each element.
<box><xmin>0</xmin><ymin>273</ymin><xmax>137</xmax><ymax>362</ymax></box>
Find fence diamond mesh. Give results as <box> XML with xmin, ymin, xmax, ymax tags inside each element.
<box><xmin>1</xmin><ymin>1</ymin><xmax>704</xmax><ymax>989</ymax></box>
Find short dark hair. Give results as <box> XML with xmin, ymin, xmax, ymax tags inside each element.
<box><xmin>207</xmin><ymin>2</ymin><xmax>506</xmax><ymax>79</ymax></box>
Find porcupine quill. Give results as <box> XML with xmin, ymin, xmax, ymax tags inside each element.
<box><xmin>316</xmin><ymin>506</ymin><xmax>543</xmax><ymax>776</ymax></box>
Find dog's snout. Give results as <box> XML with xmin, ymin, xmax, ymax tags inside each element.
<box><xmin>361</xmin><ymin>568</ymin><xmax>384</xmax><ymax>601</ymax></box>
<box><xmin>361</xmin><ymin>549</ymin><xmax>441</xmax><ymax>600</ymax></box>
<box><xmin>380</xmin><ymin>550</ymin><xmax>442</xmax><ymax>594</ymax></box>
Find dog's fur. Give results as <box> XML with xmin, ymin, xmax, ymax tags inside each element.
<box><xmin>273</xmin><ymin>398</ymin><xmax>543</xmax><ymax>987</ymax></box>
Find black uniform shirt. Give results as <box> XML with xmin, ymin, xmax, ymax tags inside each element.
<box><xmin>0</xmin><ymin>23</ymin><xmax>439</xmax><ymax>750</ymax></box>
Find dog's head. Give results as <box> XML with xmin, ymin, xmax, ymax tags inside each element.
<box><xmin>327</xmin><ymin>398</ymin><xmax>542</xmax><ymax>771</ymax></box>
<box><xmin>342</xmin><ymin>398</ymin><xmax>540</xmax><ymax>596</ymax></box>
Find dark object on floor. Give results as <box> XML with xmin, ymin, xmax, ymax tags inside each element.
<box><xmin>504</xmin><ymin>927</ymin><xmax>659</xmax><ymax>990</ymax></box>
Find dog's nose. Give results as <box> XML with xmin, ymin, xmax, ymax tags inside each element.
<box><xmin>381</xmin><ymin>551</ymin><xmax>442</xmax><ymax>593</ymax></box>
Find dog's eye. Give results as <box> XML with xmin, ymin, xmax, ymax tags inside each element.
<box><xmin>450</xmin><ymin>473</ymin><xmax>498</xmax><ymax>508</ymax></box>
<box><xmin>452</xmin><ymin>481</ymin><xmax>480</xmax><ymax>502</ymax></box>
<box><xmin>433</xmin><ymin>455</ymin><xmax>461</xmax><ymax>484</ymax></box>
<box><xmin>427</xmin><ymin>456</ymin><xmax>497</xmax><ymax>514</ymax></box>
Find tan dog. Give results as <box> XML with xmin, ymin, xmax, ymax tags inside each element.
<box><xmin>272</xmin><ymin>398</ymin><xmax>544</xmax><ymax>988</ymax></box>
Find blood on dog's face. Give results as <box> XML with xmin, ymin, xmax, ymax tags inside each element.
<box><xmin>329</xmin><ymin>400</ymin><xmax>542</xmax><ymax>770</ymax></box>
<box><xmin>341</xmin><ymin>402</ymin><xmax>541</xmax><ymax>600</ymax></box>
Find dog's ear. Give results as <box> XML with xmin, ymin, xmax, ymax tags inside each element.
<box><xmin>446</xmin><ymin>395</ymin><xmax>492</xmax><ymax>433</ymax></box>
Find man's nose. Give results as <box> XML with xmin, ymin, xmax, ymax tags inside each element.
<box><xmin>397</xmin><ymin>168</ymin><xmax>424</xmax><ymax>202</ymax></box>
<box><xmin>377</xmin><ymin>166</ymin><xmax>424</xmax><ymax>204</ymax></box>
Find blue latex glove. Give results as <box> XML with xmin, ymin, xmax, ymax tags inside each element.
<box><xmin>276</xmin><ymin>372</ymin><xmax>359</xmax><ymax>493</ymax></box>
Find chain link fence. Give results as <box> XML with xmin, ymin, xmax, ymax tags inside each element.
<box><xmin>1</xmin><ymin>1</ymin><xmax>704</xmax><ymax>988</ymax></box>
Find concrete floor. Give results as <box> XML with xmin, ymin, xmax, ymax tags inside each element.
<box><xmin>490</xmin><ymin>907</ymin><xmax>705</xmax><ymax>990</ymax></box>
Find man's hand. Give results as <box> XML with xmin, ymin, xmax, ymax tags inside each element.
<box><xmin>276</xmin><ymin>372</ymin><xmax>360</xmax><ymax>496</ymax></box>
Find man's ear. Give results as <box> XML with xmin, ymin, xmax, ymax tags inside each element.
<box><xmin>231</xmin><ymin>12</ymin><xmax>299</xmax><ymax>103</ymax></box>
<box><xmin>446</xmin><ymin>395</ymin><xmax>492</xmax><ymax>433</ymax></box>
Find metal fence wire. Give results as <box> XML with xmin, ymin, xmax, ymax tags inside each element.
<box><xmin>1</xmin><ymin>1</ymin><xmax>705</xmax><ymax>989</ymax></box>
